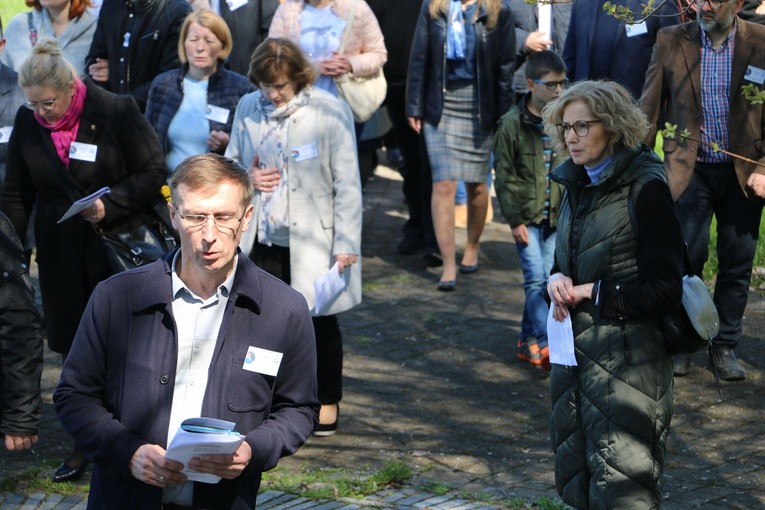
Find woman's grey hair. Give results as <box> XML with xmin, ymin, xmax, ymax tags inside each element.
<box><xmin>541</xmin><ymin>80</ymin><xmax>650</xmax><ymax>157</ymax></box>
<box><xmin>18</xmin><ymin>38</ymin><xmax>78</xmax><ymax>91</ymax></box>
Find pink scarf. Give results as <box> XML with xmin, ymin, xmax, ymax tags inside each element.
<box><xmin>34</xmin><ymin>78</ymin><xmax>87</xmax><ymax>167</ymax></box>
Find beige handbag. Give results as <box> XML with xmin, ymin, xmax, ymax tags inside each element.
<box><xmin>334</xmin><ymin>0</ymin><xmax>387</xmax><ymax>123</ymax></box>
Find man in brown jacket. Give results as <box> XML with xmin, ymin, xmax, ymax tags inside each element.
<box><xmin>639</xmin><ymin>0</ymin><xmax>765</xmax><ymax>380</ymax></box>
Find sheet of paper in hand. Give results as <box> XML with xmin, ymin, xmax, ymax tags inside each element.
<box><xmin>165</xmin><ymin>417</ymin><xmax>245</xmax><ymax>483</ymax></box>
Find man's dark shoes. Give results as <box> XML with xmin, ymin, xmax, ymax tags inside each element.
<box><xmin>673</xmin><ymin>354</ymin><xmax>691</xmax><ymax>376</ymax></box>
<box><xmin>708</xmin><ymin>346</ymin><xmax>747</xmax><ymax>381</ymax></box>
<box><xmin>53</xmin><ymin>452</ymin><xmax>89</xmax><ymax>482</ymax></box>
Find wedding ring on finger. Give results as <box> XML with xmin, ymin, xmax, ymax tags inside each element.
<box><xmin>159</xmin><ymin>474</ymin><xmax>165</xmax><ymax>483</ymax></box>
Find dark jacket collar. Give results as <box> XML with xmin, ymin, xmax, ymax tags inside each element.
<box><xmin>132</xmin><ymin>249</ymin><xmax>262</xmax><ymax>314</ymax></box>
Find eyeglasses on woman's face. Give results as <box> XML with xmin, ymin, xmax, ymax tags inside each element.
<box><xmin>556</xmin><ymin>119</ymin><xmax>602</xmax><ymax>138</ymax></box>
<box><xmin>24</xmin><ymin>91</ymin><xmax>62</xmax><ymax>112</ymax></box>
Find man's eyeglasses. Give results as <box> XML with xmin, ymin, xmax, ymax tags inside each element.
<box><xmin>694</xmin><ymin>0</ymin><xmax>733</xmax><ymax>7</ymax></box>
<box><xmin>176</xmin><ymin>209</ymin><xmax>246</xmax><ymax>235</ymax></box>
<box><xmin>532</xmin><ymin>78</ymin><xmax>570</xmax><ymax>91</ymax></box>
<box><xmin>23</xmin><ymin>92</ymin><xmax>62</xmax><ymax>112</ymax></box>
<box><xmin>556</xmin><ymin>120</ymin><xmax>602</xmax><ymax>138</ymax></box>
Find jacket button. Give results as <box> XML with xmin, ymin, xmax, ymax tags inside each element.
<box><xmin>160</xmin><ymin>375</ymin><xmax>169</xmax><ymax>384</ymax></box>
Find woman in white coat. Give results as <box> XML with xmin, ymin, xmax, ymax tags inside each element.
<box><xmin>226</xmin><ymin>38</ymin><xmax>362</xmax><ymax>436</ymax></box>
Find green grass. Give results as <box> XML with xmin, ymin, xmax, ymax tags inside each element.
<box><xmin>0</xmin><ymin>0</ymin><xmax>30</xmax><ymax>29</ymax></box>
<box><xmin>0</xmin><ymin>457</ymin><xmax>89</xmax><ymax>496</ymax></box>
<box><xmin>261</xmin><ymin>461</ymin><xmax>411</xmax><ymax>500</ymax></box>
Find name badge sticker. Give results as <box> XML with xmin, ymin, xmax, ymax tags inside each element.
<box><xmin>744</xmin><ymin>65</ymin><xmax>765</xmax><ymax>85</ymax></box>
<box><xmin>205</xmin><ymin>104</ymin><xmax>230</xmax><ymax>124</ymax></box>
<box><xmin>69</xmin><ymin>141</ymin><xmax>98</xmax><ymax>162</ymax></box>
<box><xmin>290</xmin><ymin>142</ymin><xmax>319</xmax><ymax>162</ymax></box>
<box><xmin>226</xmin><ymin>0</ymin><xmax>248</xmax><ymax>11</ymax></box>
<box><xmin>625</xmin><ymin>21</ymin><xmax>648</xmax><ymax>38</ymax></box>
<box><xmin>242</xmin><ymin>346</ymin><xmax>283</xmax><ymax>377</ymax></box>
<box><xmin>0</xmin><ymin>126</ymin><xmax>12</xmax><ymax>144</ymax></box>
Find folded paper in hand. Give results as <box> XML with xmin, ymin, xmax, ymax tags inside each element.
<box><xmin>313</xmin><ymin>262</ymin><xmax>348</xmax><ymax>315</ymax></box>
<box><xmin>165</xmin><ymin>417</ymin><xmax>244</xmax><ymax>484</ymax></box>
<box><xmin>546</xmin><ymin>305</ymin><xmax>577</xmax><ymax>366</ymax></box>
<box><xmin>58</xmin><ymin>187</ymin><xmax>111</xmax><ymax>223</ymax></box>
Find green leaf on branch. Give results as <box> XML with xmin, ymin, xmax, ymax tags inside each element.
<box><xmin>742</xmin><ymin>84</ymin><xmax>765</xmax><ymax>105</ymax></box>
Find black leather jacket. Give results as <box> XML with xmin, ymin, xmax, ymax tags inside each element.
<box><xmin>405</xmin><ymin>0</ymin><xmax>515</xmax><ymax>132</ymax></box>
<box><xmin>0</xmin><ymin>213</ymin><xmax>43</xmax><ymax>437</ymax></box>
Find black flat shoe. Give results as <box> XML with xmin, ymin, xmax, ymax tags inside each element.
<box><xmin>437</xmin><ymin>280</ymin><xmax>456</xmax><ymax>292</ymax></box>
<box><xmin>458</xmin><ymin>263</ymin><xmax>479</xmax><ymax>274</ymax></box>
<box><xmin>314</xmin><ymin>405</ymin><xmax>339</xmax><ymax>437</ymax></box>
<box><xmin>53</xmin><ymin>462</ymin><xmax>88</xmax><ymax>483</ymax></box>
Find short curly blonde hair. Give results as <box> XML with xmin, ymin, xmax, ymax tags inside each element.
<box><xmin>542</xmin><ymin>80</ymin><xmax>650</xmax><ymax>158</ymax></box>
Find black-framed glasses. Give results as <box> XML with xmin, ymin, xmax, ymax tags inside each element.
<box><xmin>556</xmin><ymin>120</ymin><xmax>602</xmax><ymax>137</ymax></box>
<box><xmin>532</xmin><ymin>78</ymin><xmax>570</xmax><ymax>91</ymax></box>
<box><xmin>23</xmin><ymin>91</ymin><xmax>62</xmax><ymax>112</ymax></box>
<box><xmin>694</xmin><ymin>0</ymin><xmax>733</xmax><ymax>7</ymax></box>
<box><xmin>176</xmin><ymin>208</ymin><xmax>246</xmax><ymax>235</ymax></box>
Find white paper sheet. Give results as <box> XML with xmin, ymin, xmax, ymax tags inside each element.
<box><xmin>57</xmin><ymin>187</ymin><xmax>111</xmax><ymax>223</ymax></box>
<box><xmin>313</xmin><ymin>262</ymin><xmax>348</xmax><ymax>315</ymax></box>
<box><xmin>165</xmin><ymin>428</ymin><xmax>244</xmax><ymax>483</ymax></box>
<box><xmin>546</xmin><ymin>305</ymin><xmax>577</xmax><ymax>366</ymax></box>
<box><xmin>538</xmin><ymin>3</ymin><xmax>552</xmax><ymax>45</ymax></box>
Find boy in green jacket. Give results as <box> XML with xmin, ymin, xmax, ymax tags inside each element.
<box><xmin>493</xmin><ymin>51</ymin><xmax>566</xmax><ymax>369</ymax></box>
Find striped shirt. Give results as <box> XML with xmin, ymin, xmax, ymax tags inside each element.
<box><xmin>698</xmin><ymin>23</ymin><xmax>736</xmax><ymax>163</ymax></box>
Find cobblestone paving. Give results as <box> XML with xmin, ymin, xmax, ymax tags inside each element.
<box><xmin>0</xmin><ymin>163</ymin><xmax>763</xmax><ymax>509</ymax></box>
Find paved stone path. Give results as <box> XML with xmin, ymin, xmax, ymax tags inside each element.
<box><xmin>0</xmin><ymin>162</ymin><xmax>763</xmax><ymax>509</ymax></box>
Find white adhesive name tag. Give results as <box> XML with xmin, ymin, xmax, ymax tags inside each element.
<box><xmin>242</xmin><ymin>346</ymin><xmax>283</xmax><ymax>376</ymax></box>
<box><xmin>0</xmin><ymin>126</ymin><xmax>12</xmax><ymax>143</ymax></box>
<box><xmin>226</xmin><ymin>0</ymin><xmax>247</xmax><ymax>11</ymax></box>
<box><xmin>625</xmin><ymin>21</ymin><xmax>648</xmax><ymax>38</ymax></box>
<box><xmin>69</xmin><ymin>141</ymin><xmax>98</xmax><ymax>162</ymax></box>
<box><xmin>290</xmin><ymin>143</ymin><xmax>319</xmax><ymax>162</ymax></box>
<box><xmin>744</xmin><ymin>65</ymin><xmax>765</xmax><ymax>85</ymax></box>
<box><xmin>205</xmin><ymin>104</ymin><xmax>230</xmax><ymax>124</ymax></box>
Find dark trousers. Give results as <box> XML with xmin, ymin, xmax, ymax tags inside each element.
<box><xmin>675</xmin><ymin>162</ymin><xmax>763</xmax><ymax>349</ymax></box>
<box><xmin>386</xmin><ymin>83</ymin><xmax>437</xmax><ymax>250</ymax></box>
<box><xmin>250</xmin><ymin>242</ymin><xmax>343</xmax><ymax>404</ymax></box>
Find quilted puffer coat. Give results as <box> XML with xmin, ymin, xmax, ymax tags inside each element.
<box><xmin>549</xmin><ymin>146</ymin><xmax>682</xmax><ymax>509</ymax></box>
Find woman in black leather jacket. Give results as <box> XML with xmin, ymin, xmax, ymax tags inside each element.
<box><xmin>406</xmin><ymin>0</ymin><xmax>514</xmax><ymax>290</ymax></box>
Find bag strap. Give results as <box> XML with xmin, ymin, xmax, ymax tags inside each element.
<box><xmin>27</xmin><ymin>12</ymin><xmax>38</xmax><ymax>46</ymax></box>
<box><xmin>338</xmin><ymin>0</ymin><xmax>361</xmax><ymax>55</ymax></box>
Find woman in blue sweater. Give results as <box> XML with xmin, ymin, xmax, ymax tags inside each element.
<box><xmin>146</xmin><ymin>9</ymin><xmax>253</xmax><ymax>173</ymax></box>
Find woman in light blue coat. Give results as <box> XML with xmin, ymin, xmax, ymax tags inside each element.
<box><xmin>226</xmin><ymin>38</ymin><xmax>362</xmax><ymax>438</ymax></box>
<box><xmin>1</xmin><ymin>0</ymin><xmax>96</xmax><ymax>73</ymax></box>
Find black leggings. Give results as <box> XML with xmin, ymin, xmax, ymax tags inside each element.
<box><xmin>249</xmin><ymin>242</ymin><xmax>343</xmax><ymax>404</ymax></box>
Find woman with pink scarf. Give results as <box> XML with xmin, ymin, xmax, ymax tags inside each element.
<box><xmin>0</xmin><ymin>39</ymin><xmax>167</xmax><ymax>483</ymax></box>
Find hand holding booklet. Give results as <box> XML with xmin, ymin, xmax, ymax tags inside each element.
<box><xmin>165</xmin><ymin>417</ymin><xmax>244</xmax><ymax>483</ymax></box>
<box><xmin>57</xmin><ymin>186</ymin><xmax>111</xmax><ymax>223</ymax></box>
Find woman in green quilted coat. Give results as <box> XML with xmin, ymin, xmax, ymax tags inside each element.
<box><xmin>542</xmin><ymin>81</ymin><xmax>683</xmax><ymax>509</ymax></box>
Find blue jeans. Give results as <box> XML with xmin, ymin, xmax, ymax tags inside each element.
<box><xmin>516</xmin><ymin>222</ymin><xmax>556</xmax><ymax>342</ymax></box>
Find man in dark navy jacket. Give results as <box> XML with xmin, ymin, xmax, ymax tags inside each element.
<box><xmin>562</xmin><ymin>0</ymin><xmax>680</xmax><ymax>99</ymax></box>
<box><xmin>54</xmin><ymin>153</ymin><xmax>319</xmax><ymax>509</ymax></box>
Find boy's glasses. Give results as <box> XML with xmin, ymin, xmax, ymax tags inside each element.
<box><xmin>532</xmin><ymin>79</ymin><xmax>570</xmax><ymax>91</ymax></box>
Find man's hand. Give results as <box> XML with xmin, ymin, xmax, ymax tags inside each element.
<box><xmin>747</xmin><ymin>173</ymin><xmax>765</xmax><ymax>198</ymax></box>
<box><xmin>525</xmin><ymin>31</ymin><xmax>553</xmax><ymax>53</ymax></box>
<box><xmin>4</xmin><ymin>434</ymin><xmax>38</xmax><ymax>451</ymax></box>
<box><xmin>187</xmin><ymin>440</ymin><xmax>252</xmax><ymax>480</ymax></box>
<box><xmin>407</xmin><ymin>117</ymin><xmax>422</xmax><ymax>134</ymax></box>
<box><xmin>129</xmin><ymin>444</ymin><xmax>186</xmax><ymax>487</ymax></box>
